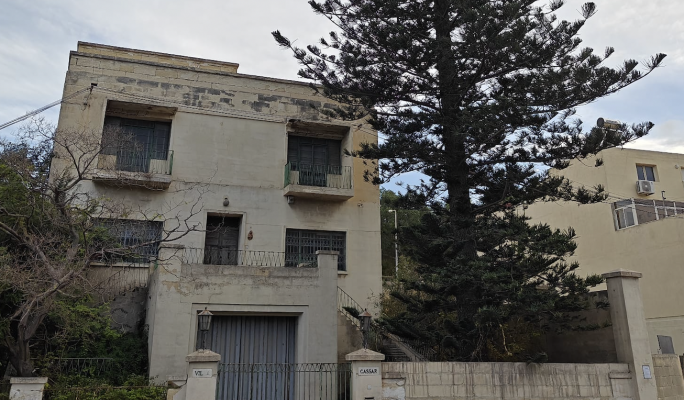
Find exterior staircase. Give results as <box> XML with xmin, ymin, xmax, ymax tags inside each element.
<box><xmin>336</xmin><ymin>287</ymin><xmax>432</xmax><ymax>362</ymax></box>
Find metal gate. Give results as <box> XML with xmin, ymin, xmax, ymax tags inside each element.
<box><xmin>216</xmin><ymin>363</ymin><xmax>352</xmax><ymax>400</ymax></box>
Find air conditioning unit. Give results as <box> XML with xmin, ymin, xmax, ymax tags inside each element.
<box><xmin>636</xmin><ymin>180</ymin><xmax>655</xmax><ymax>195</ymax></box>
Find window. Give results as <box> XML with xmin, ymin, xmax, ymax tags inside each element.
<box><xmin>636</xmin><ymin>165</ymin><xmax>656</xmax><ymax>181</ymax></box>
<box><xmin>102</xmin><ymin>116</ymin><xmax>171</xmax><ymax>173</ymax></box>
<box><xmin>613</xmin><ymin>198</ymin><xmax>684</xmax><ymax>230</ymax></box>
<box><xmin>99</xmin><ymin>219</ymin><xmax>163</xmax><ymax>262</ymax></box>
<box><xmin>203</xmin><ymin>216</ymin><xmax>241</xmax><ymax>265</ymax></box>
<box><xmin>285</xmin><ymin>229</ymin><xmax>346</xmax><ymax>270</ymax></box>
<box><xmin>613</xmin><ymin>200</ymin><xmax>637</xmax><ymax>229</ymax></box>
<box><xmin>287</xmin><ymin>136</ymin><xmax>342</xmax><ymax>187</ymax></box>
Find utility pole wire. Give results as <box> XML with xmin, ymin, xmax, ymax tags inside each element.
<box><xmin>0</xmin><ymin>87</ymin><xmax>91</xmax><ymax>131</ymax></box>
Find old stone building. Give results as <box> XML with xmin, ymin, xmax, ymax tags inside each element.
<box><xmin>52</xmin><ymin>42</ymin><xmax>381</xmax><ymax>380</ymax></box>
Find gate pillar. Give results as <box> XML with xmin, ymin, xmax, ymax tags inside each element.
<box><xmin>172</xmin><ymin>350</ymin><xmax>220</xmax><ymax>400</ymax></box>
<box><xmin>347</xmin><ymin>348</ymin><xmax>384</xmax><ymax>400</ymax></box>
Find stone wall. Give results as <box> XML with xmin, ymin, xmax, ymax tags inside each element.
<box><xmin>381</xmin><ymin>362</ymin><xmax>635</xmax><ymax>400</ymax></box>
<box><xmin>145</xmin><ymin>250</ymin><xmax>339</xmax><ymax>380</ymax></box>
<box><xmin>544</xmin><ymin>290</ymin><xmax>618</xmax><ymax>363</ymax></box>
<box><xmin>653</xmin><ymin>354</ymin><xmax>684</xmax><ymax>400</ymax></box>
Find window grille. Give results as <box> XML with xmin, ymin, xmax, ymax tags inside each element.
<box><xmin>285</xmin><ymin>229</ymin><xmax>346</xmax><ymax>270</ymax></box>
<box><xmin>99</xmin><ymin>219</ymin><xmax>163</xmax><ymax>262</ymax></box>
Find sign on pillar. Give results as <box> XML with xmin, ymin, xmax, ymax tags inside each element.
<box><xmin>346</xmin><ymin>348</ymin><xmax>385</xmax><ymax>400</ymax></box>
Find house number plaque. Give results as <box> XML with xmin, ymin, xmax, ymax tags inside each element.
<box><xmin>192</xmin><ymin>369</ymin><xmax>212</xmax><ymax>378</ymax></box>
<box><xmin>358</xmin><ymin>367</ymin><xmax>379</xmax><ymax>375</ymax></box>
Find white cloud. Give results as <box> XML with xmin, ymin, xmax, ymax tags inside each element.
<box><xmin>0</xmin><ymin>0</ymin><xmax>682</xmax><ymax>184</ymax></box>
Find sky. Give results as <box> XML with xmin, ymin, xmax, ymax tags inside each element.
<box><xmin>1</xmin><ymin>0</ymin><xmax>683</xmax><ymax>193</ymax></box>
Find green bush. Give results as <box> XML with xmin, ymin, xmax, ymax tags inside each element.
<box><xmin>44</xmin><ymin>375</ymin><xmax>166</xmax><ymax>400</ymax></box>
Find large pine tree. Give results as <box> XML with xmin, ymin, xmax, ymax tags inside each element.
<box><xmin>273</xmin><ymin>0</ymin><xmax>665</xmax><ymax>361</ymax></box>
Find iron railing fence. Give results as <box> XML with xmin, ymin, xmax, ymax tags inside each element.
<box><xmin>182</xmin><ymin>248</ymin><xmax>318</xmax><ymax>268</ymax></box>
<box><xmin>216</xmin><ymin>363</ymin><xmax>351</xmax><ymax>400</ymax></box>
<box><xmin>284</xmin><ymin>162</ymin><xmax>352</xmax><ymax>189</ymax></box>
<box><xmin>43</xmin><ymin>385</ymin><xmax>167</xmax><ymax>400</ymax></box>
<box><xmin>336</xmin><ymin>287</ymin><xmax>438</xmax><ymax>362</ymax></box>
<box><xmin>42</xmin><ymin>358</ymin><xmax>114</xmax><ymax>376</ymax></box>
<box><xmin>97</xmin><ymin>150</ymin><xmax>173</xmax><ymax>175</ymax></box>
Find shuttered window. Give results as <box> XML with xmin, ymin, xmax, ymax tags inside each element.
<box><xmin>204</xmin><ymin>216</ymin><xmax>241</xmax><ymax>265</ymax></box>
<box><xmin>101</xmin><ymin>117</ymin><xmax>171</xmax><ymax>172</ymax></box>
<box><xmin>285</xmin><ymin>229</ymin><xmax>346</xmax><ymax>271</ymax></box>
<box><xmin>287</xmin><ymin>136</ymin><xmax>341</xmax><ymax>169</ymax></box>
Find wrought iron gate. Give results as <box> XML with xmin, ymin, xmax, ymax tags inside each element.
<box><xmin>216</xmin><ymin>363</ymin><xmax>352</xmax><ymax>400</ymax></box>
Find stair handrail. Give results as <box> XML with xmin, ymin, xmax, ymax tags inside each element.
<box><xmin>336</xmin><ymin>287</ymin><xmax>434</xmax><ymax>361</ymax></box>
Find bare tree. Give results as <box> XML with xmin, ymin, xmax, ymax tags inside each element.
<box><xmin>0</xmin><ymin>119</ymin><xmax>205</xmax><ymax>376</ymax></box>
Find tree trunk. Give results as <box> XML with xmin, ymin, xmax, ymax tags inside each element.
<box><xmin>7</xmin><ymin>337</ymin><xmax>35</xmax><ymax>377</ymax></box>
<box><xmin>433</xmin><ymin>0</ymin><xmax>476</xmax><ymax>259</ymax></box>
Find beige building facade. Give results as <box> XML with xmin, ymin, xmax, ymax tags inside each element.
<box><xmin>526</xmin><ymin>147</ymin><xmax>684</xmax><ymax>354</ymax></box>
<box><xmin>52</xmin><ymin>42</ymin><xmax>381</xmax><ymax>380</ymax></box>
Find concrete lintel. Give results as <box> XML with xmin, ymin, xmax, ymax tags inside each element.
<box><xmin>186</xmin><ymin>350</ymin><xmax>221</xmax><ymax>363</ymax></box>
<box><xmin>316</xmin><ymin>250</ymin><xmax>340</xmax><ymax>256</ymax></box>
<box><xmin>602</xmin><ymin>269</ymin><xmax>643</xmax><ymax>279</ymax></box>
<box><xmin>346</xmin><ymin>348</ymin><xmax>385</xmax><ymax>361</ymax></box>
<box><xmin>10</xmin><ymin>377</ymin><xmax>48</xmax><ymax>384</ymax></box>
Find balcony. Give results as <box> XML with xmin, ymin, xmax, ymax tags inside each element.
<box><xmin>92</xmin><ymin>150</ymin><xmax>173</xmax><ymax>190</ymax></box>
<box><xmin>283</xmin><ymin>162</ymin><xmax>353</xmax><ymax>201</ymax></box>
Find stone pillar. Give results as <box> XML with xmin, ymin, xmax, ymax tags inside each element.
<box><xmin>347</xmin><ymin>348</ymin><xmax>385</xmax><ymax>400</ymax></box>
<box><xmin>183</xmin><ymin>350</ymin><xmax>221</xmax><ymax>400</ymax></box>
<box><xmin>603</xmin><ymin>269</ymin><xmax>657</xmax><ymax>400</ymax></box>
<box><xmin>9</xmin><ymin>377</ymin><xmax>47</xmax><ymax>400</ymax></box>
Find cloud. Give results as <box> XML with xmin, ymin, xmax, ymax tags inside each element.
<box><xmin>0</xmin><ymin>0</ymin><xmax>682</xmax><ymax>188</ymax></box>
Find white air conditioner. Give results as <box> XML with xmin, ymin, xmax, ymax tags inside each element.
<box><xmin>636</xmin><ymin>180</ymin><xmax>655</xmax><ymax>195</ymax></box>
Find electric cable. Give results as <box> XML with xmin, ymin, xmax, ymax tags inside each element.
<box><xmin>0</xmin><ymin>87</ymin><xmax>92</xmax><ymax>131</ymax></box>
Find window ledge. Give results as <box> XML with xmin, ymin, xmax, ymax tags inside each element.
<box><xmin>337</xmin><ymin>270</ymin><xmax>348</xmax><ymax>276</ymax></box>
<box><xmin>91</xmin><ymin>169</ymin><xmax>172</xmax><ymax>190</ymax></box>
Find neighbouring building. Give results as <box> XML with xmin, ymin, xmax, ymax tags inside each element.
<box><xmin>51</xmin><ymin>42</ymin><xmax>382</xmax><ymax>381</ymax></box>
<box><xmin>526</xmin><ymin>147</ymin><xmax>684</xmax><ymax>354</ymax></box>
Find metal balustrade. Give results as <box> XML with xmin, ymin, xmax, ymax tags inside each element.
<box><xmin>97</xmin><ymin>150</ymin><xmax>173</xmax><ymax>175</ymax></box>
<box><xmin>337</xmin><ymin>286</ymin><xmax>437</xmax><ymax>362</ymax></box>
<box><xmin>284</xmin><ymin>162</ymin><xmax>352</xmax><ymax>189</ymax></box>
<box><xmin>182</xmin><ymin>248</ymin><xmax>318</xmax><ymax>268</ymax></box>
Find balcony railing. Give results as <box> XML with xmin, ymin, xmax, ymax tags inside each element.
<box><xmin>97</xmin><ymin>150</ymin><xmax>173</xmax><ymax>175</ymax></box>
<box><xmin>284</xmin><ymin>162</ymin><xmax>352</xmax><ymax>189</ymax></box>
<box><xmin>182</xmin><ymin>248</ymin><xmax>318</xmax><ymax>268</ymax></box>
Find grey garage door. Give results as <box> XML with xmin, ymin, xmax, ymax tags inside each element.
<box><xmin>202</xmin><ymin>316</ymin><xmax>297</xmax><ymax>400</ymax></box>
